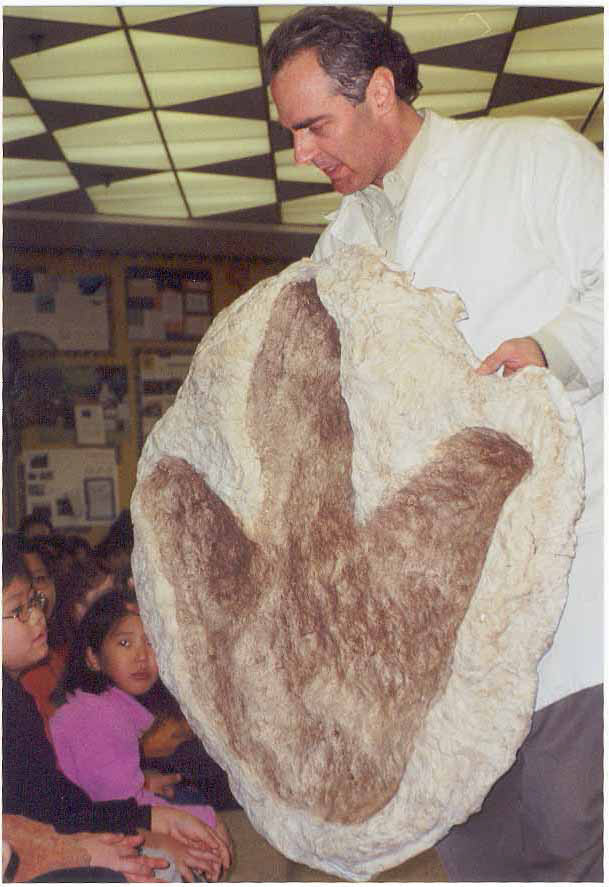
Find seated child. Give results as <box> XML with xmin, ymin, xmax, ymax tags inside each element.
<box><xmin>2</xmin><ymin>540</ymin><xmax>230</xmax><ymax>882</ymax></box>
<box><xmin>50</xmin><ymin>591</ymin><xmax>226</xmax><ymax>836</ymax></box>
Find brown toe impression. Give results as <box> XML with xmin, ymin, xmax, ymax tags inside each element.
<box><xmin>139</xmin><ymin>279</ymin><xmax>532</xmax><ymax>825</ymax></box>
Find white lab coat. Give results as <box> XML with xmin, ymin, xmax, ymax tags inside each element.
<box><xmin>313</xmin><ymin>110</ymin><xmax>603</xmax><ymax>710</ymax></box>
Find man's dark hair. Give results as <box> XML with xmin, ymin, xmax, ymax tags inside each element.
<box><xmin>263</xmin><ymin>5</ymin><xmax>421</xmax><ymax>106</ymax></box>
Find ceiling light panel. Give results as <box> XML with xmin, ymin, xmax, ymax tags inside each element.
<box><xmin>179</xmin><ymin>171</ymin><xmax>276</xmax><ymax>216</ymax></box>
<box><xmin>88</xmin><ymin>171</ymin><xmax>188</xmax><ymax>217</ymax></box>
<box><xmin>3</xmin><ymin>6</ymin><xmax>121</xmax><ymax>25</ymax></box>
<box><xmin>489</xmin><ymin>86</ymin><xmax>603</xmax><ymax>131</ymax></box>
<box><xmin>275</xmin><ymin>149</ymin><xmax>329</xmax><ymax>184</ymax></box>
<box><xmin>55</xmin><ymin>112</ymin><xmax>170</xmax><ymax>169</ymax></box>
<box><xmin>281</xmin><ymin>192</ymin><xmax>342</xmax><ymax>226</ymax></box>
<box><xmin>158</xmin><ymin>111</ymin><xmax>270</xmax><ymax>168</ymax></box>
<box><xmin>11</xmin><ymin>31</ymin><xmax>149</xmax><ymax>107</ymax></box>
<box><xmin>506</xmin><ymin>15</ymin><xmax>603</xmax><ymax>82</ymax></box>
<box><xmin>4</xmin><ymin>157</ymin><xmax>78</xmax><ymax>204</ymax></box>
<box><xmin>3</xmin><ymin>96</ymin><xmax>47</xmax><ymax>143</ymax></box>
<box><xmin>392</xmin><ymin>7</ymin><xmax>518</xmax><ymax>53</ymax></box>
<box><xmin>121</xmin><ymin>7</ymin><xmax>210</xmax><ymax>27</ymax></box>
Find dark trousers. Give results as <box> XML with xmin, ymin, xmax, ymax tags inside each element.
<box><xmin>437</xmin><ymin>684</ymin><xmax>603</xmax><ymax>882</ymax></box>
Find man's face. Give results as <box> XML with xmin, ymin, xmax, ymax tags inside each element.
<box><xmin>271</xmin><ymin>48</ymin><xmax>391</xmax><ymax>195</ymax></box>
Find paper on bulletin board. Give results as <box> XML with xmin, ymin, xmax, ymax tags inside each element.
<box><xmin>4</xmin><ymin>270</ymin><xmax>111</xmax><ymax>352</ymax></box>
<box><xmin>22</xmin><ymin>448</ymin><xmax>118</xmax><ymax>527</ymax></box>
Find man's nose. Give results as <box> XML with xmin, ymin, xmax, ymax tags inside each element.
<box><xmin>293</xmin><ymin>129</ymin><xmax>316</xmax><ymax>165</ymax></box>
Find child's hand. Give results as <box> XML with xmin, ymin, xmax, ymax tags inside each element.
<box><xmin>150</xmin><ymin>807</ymin><xmax>231</xmax><ymax>881</ymax></box>
<box><xmin>143</xmin><ymin>768</ymin><xmax>182</xmax><ymax>799</ymax></box>
<box><xmin>141</xmin><ymin>830</ymin><xmax>222</xmax><ymax>883</ymax></box>
<box><xmin>75</xmin><ymin>832</ymin><xmax>168</xmax><ymax>882</ymax></box>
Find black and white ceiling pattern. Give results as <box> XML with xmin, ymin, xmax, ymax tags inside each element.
<box><xmin>3</xmin><ymin>5</ymin><xmax>604</xmax><ymax>232</ymax></box>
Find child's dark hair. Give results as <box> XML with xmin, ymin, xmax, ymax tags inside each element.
<box><xmin>55</xmin><ymin>590</ymin><xmax>135</xmax><ymax>703</ymax></box>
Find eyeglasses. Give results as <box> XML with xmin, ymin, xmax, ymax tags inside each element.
<box><xmin>3</xmin><ymin>590</ymin><xmax>47</xmax><ymax>623</ymax></box>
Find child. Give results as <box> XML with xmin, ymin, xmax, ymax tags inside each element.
<box><xmin>50</xmin><ymin>591</ymin><xmax>229</xmax><ymax>844</ymax></box>
<box><xmin>2</xmin><ymin>539</ymin><xmax>231</xmax><ymax>882</ymax></box>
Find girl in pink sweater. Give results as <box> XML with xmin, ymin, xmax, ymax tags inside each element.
<box><xmin>49</xmin><ymin>592</ymin><xmax>226</xmax><ymax>843</ymax></box>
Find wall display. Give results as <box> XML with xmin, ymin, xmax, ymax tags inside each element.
<box><xmin>11</xmin><ymin>364</ymin><xmax>130</xmax><ymax>445</ymax></box>
<box><xmin>126</xmin><ymin>267</ymin><xmax>213</xmax><ymax>341</ymax></box>
<box><xmin>136</xmin><ymin>350</ymin><xmax>194</xmax><ymax>444</ymax></box>
<box><xmin>3</xmin><ymin>268</ymin><xmax>112</xmax><ymax>352</ymax></box>
<box><xmin>22</xmin><ymin>447</ymin><xmax>118</xmax><ymax>528</ymax></box>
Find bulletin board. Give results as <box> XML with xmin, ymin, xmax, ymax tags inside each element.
<box><xmin>135</xmin><ymin>350</ymin><xmax>194</xmax><ymax>447</ymax></box>
<box><xmin>10</xmin><ymin>363</ymin><xmax>130</xmax><ymax>446</ymax></box>
<box><xmin>3</xmin><ymin>268</ymin><xmax>112</xmax><ymax>353</ymax></box>
<box><xmin>126</xmin><ymin>266</ymin><xmax>213</xmax><ymax>341</ymax></box>
<box><xmin>21</xmin><ymin>448</ymin><xmax>119</xmax><ymax>528</ymax></box>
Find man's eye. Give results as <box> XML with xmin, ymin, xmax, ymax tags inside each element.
<box><xmin>118</xmin><ymin>639</ymin><xmax>130</xmax><ymax>647</ymax></box>
<box><xmin>11</xmin><ymin>605</ymin><xmax>24</xmax><ymax>619</ymax></box>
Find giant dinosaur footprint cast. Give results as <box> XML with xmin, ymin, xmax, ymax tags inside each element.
<box><xmin>137</xmin><ymin>277</ymin><xmax>532</xmax><ymax>825</ymax></box>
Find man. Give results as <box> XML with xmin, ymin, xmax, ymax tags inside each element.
<box><xmin>264</xmin><ymin>6</ymin><xmax>603</xmax><ymax>882</ymax></box>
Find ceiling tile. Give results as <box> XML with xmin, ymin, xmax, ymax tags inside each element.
<box><xmin>415</xmin><ymin>32</ymin><xmax>513</xmax><ymax>73</ymax></box>
<box><xmin>3</xmin><ymin>130</ymin><xmax>64</xmax><ymax>161</ymax></box>
<box><xmin>514</xmin><ymin>11</ymin><xmax>603</xmax><ymax>48</ymax></box>
<box><xmin>3</xmin><ymin>7</ymin><xmax>121</xmax><ymax>26</ymax></box>
<box><xmin>504</xmin><ymin>48</ymin><xmax>602</xmax><ymax>84</ymax></box>
<box><xmin>281</xmin><ymin>192</ymin><xmax>342</xmax><ymax>226</ymax></box>
<box><xmin>164</xmin><ymin>86</ymin><xmax>268</xmax><ymax>120</ymax></box>
<box><xmin>275</xmin><ymin>149</ymin><xmax>329</xmax><ymax>184</ymax></box>
<box><xmin>134</xmin><ymin>6</ymin><xmax>259</xmax><ymax>45</ymax></box>
<box><xmin>490</xmin><ymin>72</ymin><xmax>599</xmax><ymax>108</ymax></box>
<box><xmin>130</xmin><ymin>30</ymin><xmax>260</xmax><ymax>73</ymax></box>
<box><xmin>55</xmin><ymin>112</ymin><xmax>170</xmax><ymax>170</ymax></box>
<box><xmin>419</xmin><ymin>65</ymin><xmax>497</xmax><ymax>94</ymax></box>
<box><xmin>69</xmin><ymin>162</ymin><xmax>161</xmax><ymax>189</ymax></box>
<box><xmin>121</xmin><ymin>7</ymin><xmax>210</xmax><ymax>27</ymax></box>
<box><xmin>87</xmin><ymin>171</ymin><xmax>188</xmax><ymax>218</ymax></box>
<box><xmin>3</xmin><ymin>96</ymin><xmax>46</xmax><ymax>143</ymax></box>
<box><xmin>179</xmin><ymin>171</ymin><xmax>276</xmax><ymax>216</ymax></box>
<box><xmin>31</xmin><ymin>98</ymin><xmax>140</xmax><ymax>132</ymax></box>
<box><xmin>147</xmin><ymin>72</ymin><xmax>263</xmax><ymax>111</ymax></box>
<box><xmin>6</xmin><ymin>188</ymin><xmax>96</xmax><ymax>214</ymax></box>
<box><xmin>392</xmin><ymin>7</ymin><xmax>518</xmax><ymax>54</ymax></box>
<box><xmin>3</xmin><ymin>157</ymin><xmax>79</xmax><ymax>204</ymax></box>
<box><xmin>277</xmin><ymin>180</ymin><xmax>334</xmax><ymax>202</ymax></box>
<box><xmin>3</xmin><ymin>13</ymin><xmax>118</xmax><ymax>60</ymax></box>
<box><xmin>489</xmin><ymin>85</ymin><xmax>603</xmax><ymax>128</ymax></box>
<box><xmin>414</xmin><ymin>90</ymin><xmax>492</xmax><ymax>117</ymax></box>
<box><xmin>11</xmin><ymin>31</ymin><xmax>148</xmax><ymax>107</ymax></box>
<box><xmin>158</xmin><ymin>110</ymin><xmax>269</xmax><ymax>168</ymax></box>
<box><xmin>188</xmin><ymin>154</ymin><xmax>275</xmax><ymax>179</ymax></box>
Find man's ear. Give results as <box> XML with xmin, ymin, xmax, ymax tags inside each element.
<box><xmin>85</xmin><ymin>647</ymin><xmax>101</xmax><ymax>672</ymax></box>
<box><xmin>366</xmin><ymin>66</ymin><xmax>397</xmax><ymax>116</ymax></box>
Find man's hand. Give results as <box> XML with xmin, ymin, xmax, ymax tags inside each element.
<box><xmin>150</xmin><ymin>807</ymin><xmax>231</xmax><ymax>881</ymax></box>
<box><xmin>144</xmin><ymin>769</ymin><xmax>182</xmax><ymax>799</ymax></box>
<box><xmin>75</xmin><ymin>832</ymin><xmax>168</xmax><ymax>882</ymax></box>
<box><xmin>476</xmin><ymin>336</ymin><xmax>547</xmax><ymax>377</ymax></box>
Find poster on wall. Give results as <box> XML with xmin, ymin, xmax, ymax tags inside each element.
<box><xmin>126</xmin><ymin>267</ymin><xmax>213</xmax><ymax>341</ymax></box>
<box><xmin>136</xmin><ymin>350</ymin><xmax>194</xmax><ymax>445</ymax></box>
<box><xmin>10</xmin><ymin>364</ymin><xmax>130</xmax><ymax>445</ymax></box>
<box><xmin>3</xmin><ymin>269</ymin><xmax>112</xmax><ymax>352</ymax></box>
<box><xmin>22</xmin><ymin>448</ymin><xmax>119</xmax><ymax>528</ymax></box>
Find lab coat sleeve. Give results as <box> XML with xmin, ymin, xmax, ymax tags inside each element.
<box><xmin>527</xmin><ymin>119</ymin><xmax>603</xmax><ymax>401</ymax></box>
